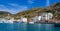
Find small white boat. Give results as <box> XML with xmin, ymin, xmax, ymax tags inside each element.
<box><xmin>29</xmin><ymin>22</ymin><xmax>34</xmax><ymax>24</ymax></box>
<box><xmin>8</xmin><ymin>20</ymin><xmax>13</xmax><ymax>23</ymax></box>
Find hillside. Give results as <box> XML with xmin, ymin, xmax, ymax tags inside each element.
<box><xmin>0</xmin><ymin>2</ymin><xmax>60</xmax><ymax>21</ymax></box>
<box><xmin>13</xmin><ymin>2</ymin><xmax>60</xmax><ymax>20</ymax></box>
<box><xmin>0</xmin><ymin>11</ymin><xmax>12</xmax><ymax>18</ymax></box>
<box><xmin>14</xmin><ymin>8</ymin><xmax>47</xmax><ymax>19</ymax></box>
<box><xmin>49</xmin><ymin>2</ymin><xmax>60</xmax><ymax>20</ymax></box>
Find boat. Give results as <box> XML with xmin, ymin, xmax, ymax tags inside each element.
<box><xmin>29</xmin><ymin>22</ymin><xmax>34</xmax><ymax>24</ymax></box>
<box><xmin>55</xmin><ymin>23</ymin><xmax>60</xmax><ymax>27</ymax></box>
<box><xmin>54</xmin><ymin>21</ymin><xmax>60</xmax><ymax>27</ymax></box>
<box><xmin>13</xmin><ymin>21</ymin><xmax>20</xmax><ymax>23</ymax></box>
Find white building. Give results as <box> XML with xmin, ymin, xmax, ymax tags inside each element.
<box><xmin>31</xmin><ymin>16</ymin><xmax>41</xmax><ymax>22</ymax></box>
<box><xmin>0</xmin><ymin>18</ymin><xmax>9</xmax><ymax>23</ymax></box>
<box><xmin>41</xmin><ymin>13</ymin><xmax>53</xmax><ymax>20</ymax></box>
<box><xmin>32</xmin><ymin>16</ymin><xmax>39</xmax><ymax>22</ymax></box>
<box><xmin>21</xmin><ymin>17</ymin><xmax>27</xmax><ymax>22</ymax></box>
<box><xmin>8</xmin><ymin>17</ymin><xmax>14</xmax><ymax>23</ymax></box>
<box><xmin>38</xmin><ymin>16</ymin><xmax>41</xmax><ymax>21</ymax></box>
<box><xmin>32</xmin><ymin>13</ymin><xmax>53</xmax><ymax>22</ymax></box>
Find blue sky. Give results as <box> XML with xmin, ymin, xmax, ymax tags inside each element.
<box><xmin>0</xmin><ymin>0</ymin><xmax>60</xmax><ymax>14</ymax></box>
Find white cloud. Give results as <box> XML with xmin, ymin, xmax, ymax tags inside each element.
<box><xmin>28</xmin><ymin>0</ymin><xmax>35</xmax><ymax>4</ymax></box>
<box><xmin>8</xmin><ymin>3</ymin><xmax>19</xmax><ymax>6</ymax></box>
<box><xmin>0</xmin><ymin>4</ymin><xmax>28</xmax><ymax>14</ymax></box>
<box><xmin>0</xmin><ymin>4</ymin><xmax>9</xmax><ymax>11</ymax></box>
<box><xmin>10</xmin><ymin>6</ymin><xmax>28</xmax><ymax>14</ymax></box>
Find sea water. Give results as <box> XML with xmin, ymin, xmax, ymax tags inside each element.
<box><xmin>0</xmin><ymin>23</ymin><xmax>60</xmax><ymax>31</ymax></box>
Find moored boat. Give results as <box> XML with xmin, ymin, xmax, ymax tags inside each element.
<box><xmin>29</xmin><ymin>22</ymin><xmax>34</xmax><ymax>24</ymax></box>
